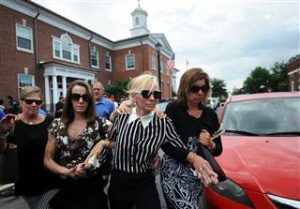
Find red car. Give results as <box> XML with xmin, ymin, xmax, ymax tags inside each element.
<box><xmin>203</xmin><ymin>92</ymin><xmax>300</xmax><ymax>209</ymax></box>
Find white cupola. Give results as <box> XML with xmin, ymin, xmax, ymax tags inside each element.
<box><xmin>130</xmin><ymin>2</ymin><xmax>150</xmax><ymax>37</ymax></box>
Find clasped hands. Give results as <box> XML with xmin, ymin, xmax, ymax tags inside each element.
<box><xmin>64</xmin><ymin>139</ymin><xmax>116</xmax><ymax>178</ymax></box>
<box><xmin>188</xmin><ymin>152</ymin><xmax>219</xmax><ymax>186</ymax></box>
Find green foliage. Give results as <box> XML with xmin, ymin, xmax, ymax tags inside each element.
<box><xmin>233</xmin><ymin>54</ymin><xmax>297</xmax><ymax>95</ymax></box>
<box><xmin>231</xmin><ymin>87</ymin><xmax>245</xmax><ymax>95</ymax></box>
<box><xmin>269</xmin><ymin>62</ymin><xmax>288</xmax><ymax>91</ymax></box>
<box><xmin>243</xmin><ymin>67</ymin><xmax>270</xmax><ymax>93</ymax></box>
<box><xmin>211</xmin><ymin>78</ymin><xmax>228</xmax><ymax>100</ymax></box>
<box><xmin>105</xmin><ymin>79</ymin><xmax>130</xmax><ymax>99</ymax></box>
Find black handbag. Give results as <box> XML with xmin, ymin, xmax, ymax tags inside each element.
<box><xmin>201</xmin><ymin>146</ymin><xmax>227</xmax><ymax>182</ymax></box>
<box><xmin>0</xmin><ymin>144</ymin><xmax>18</xmax><ymax>184</ymax></box>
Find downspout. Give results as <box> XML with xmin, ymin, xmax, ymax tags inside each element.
<box><xmin>34</xmin><ymin>8</ymin><xmax>40</xmax><ymax>67</ymax></box>
<box><xmin>88</xmin><ymin>33</ymin><xmax>93</xmax><ymax>69</ymax></box>
<box><xmin>139</xmin><ymin>39</ymin><xmax>144</xmax><ymax>71</ymax></box>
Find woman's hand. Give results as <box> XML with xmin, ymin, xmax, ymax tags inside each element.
<box><xmin>0</xmin><ymin>114</ymin><xmax>16</xmax><ymax>134</ymax></box>
<box><xmin>199</xmin><ymin>129</ymin><xmax>215</xmax><ymax>151</ymax></box>
<box><xmin>63</xmin><ymin>163</ymin><xmax>86</xmax><ymax>179</ymax></box>
<box><xmin>110</xmin><ymin>100</ymin><xmax>133</xmax><ymax>121</ymax></box>
<box><xmin>186</xmin><ymin>152</ymin><xmax>219</xmax><ymax>186</ymax></box>
<box><xmin>151</xmin><ymin>155</ymin><xmax>160</xmax><ymax>175</ymax></box>
<box><xmin>153</xmin><ymin>108</ymin><xmax>166</xmax><ymax>119</ymax></box>
<box><xmin>84</xmin><ymin>140</ymin><xmax>116</xmax><ymax>169</ymax></box>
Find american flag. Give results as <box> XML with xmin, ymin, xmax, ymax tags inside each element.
<box><xmin>167</xmin><ymin>54</ymin><xmax>175</xmax><ymax>73</ymax></box>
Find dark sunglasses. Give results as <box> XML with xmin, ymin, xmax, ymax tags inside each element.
<box><xmin>71</xmin><ymin>93</ymin><xmax>89</xmax><ymax>102</ymax></box>
<box><xmin>24</xmin><ymin>99</ymin><xmax>43</xmax><ymax>105</ymax></box>
<box><xmin>140</xmin><ymin>90</ymin><xmax>161</xmax><ymax>99</ymax></box>
<box><xmin>190</xmin><ymin>85</ymin><xmax>209</xmax><ymax>93</ymax></box>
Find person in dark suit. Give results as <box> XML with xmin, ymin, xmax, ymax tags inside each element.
<box><xmin>54</xmin><ymin>96</ymin><xmax>65</xmax><ymax>118</ymax></box>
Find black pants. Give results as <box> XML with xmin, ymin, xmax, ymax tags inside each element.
<box><xmin>108</xmin><ymin>170</ymin><xmax>161</xmax><ymax>209</ymax></box>
<box><xmin>50</xmin><ymin>177</ymin><xmax>108</xmax><ymax>209</ymax></box>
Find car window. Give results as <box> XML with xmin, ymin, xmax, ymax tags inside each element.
<box><xmin>222</xmin><ymin>97</ymin><xmax>300</xmax><ymax>135</ymax></box>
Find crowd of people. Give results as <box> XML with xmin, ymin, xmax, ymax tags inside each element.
<box><xmin>0</xmin><ymin>67</ymin><xmax>223</xmax><ymax>209</ymax></box>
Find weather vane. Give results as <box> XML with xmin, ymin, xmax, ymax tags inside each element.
<box><xmin>138</xmin><ymin>0</ymin><xmax>140</xmax><ymax>7</ymax></box>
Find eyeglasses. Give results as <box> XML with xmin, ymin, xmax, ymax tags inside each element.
<box><xmin>71</xmin><ymin>93</ymin><xmax>89</xmax><ymax>102</ymax></box>
<box><xmin>140</xmin><ymin>90</ymin><xmax>161</xmax><ymax>99</ymax></box>
<box><xmin>190</xmin><ymin>85</ymin><xmax>209</xmax><ymax>93</ymax></box>
<box><xmin>24</xmin><ymin>99</ymin><xmax>43</xmax><ymax>105</ymax></box>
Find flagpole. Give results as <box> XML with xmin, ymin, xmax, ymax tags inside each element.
<box><xmin>186</xmin><ymin>58</ymin><xmax>189</xmax><ymax>69</ymax></box>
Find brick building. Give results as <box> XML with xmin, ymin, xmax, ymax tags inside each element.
<box><xmin>0</xmin><ymin>0</ymin><xmax>177</xmax><ymax>111</ymax></box>
<box><xmin>287</xmin><ymin>57</ymin><xmax>300</xmax><ymax>91</ymax></box>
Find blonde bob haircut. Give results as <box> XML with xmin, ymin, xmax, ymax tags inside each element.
<box><xmin>127</xmin><ymin>73</ymin><xmax>159</xmax><ymax>101</ymax></box>
<box><xmin>20</xmin><ymin>86</ymin><xmax>43</xmax><ymax>101</ymax></box>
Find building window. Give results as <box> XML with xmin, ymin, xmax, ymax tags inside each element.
<box><xmin>90</xmin><ymin>49</ymin><xmax>99</xmax><ymax>69</ymax></box>
<box><xmin>135</xmin><ymin>17</ymin><xmax>139</xmax><ymax>25</ymax></box>
<box><xmin>16</xmin><ymin>23</ymin><xmax>33</xmax><ymax>53</ymax></box>
<box><xmin>105</xmin><ymin>51</ymin><xmax>112</xmax><ymax>71</ymax></box>
<box><xmin>160</xmin><ymin>59</ymin><xmax>164</xmax><ymax>73</ymax></box>
<box><xmin>52</xmin><ymin>34</ymin><xmax>80</xmax><ymax>64</ymax></box>
<box><xmin>73</xmin><ymin>46</ymin><xmax>79</xmax><ymax>62</ymax></box>
<box><xmin>126</xmin><ymin>52</ymin><xmax>135</xmax><ymax>70</ymax></box>
<box><xmin>18</xmin><ymin>74</ymin><xmax>34</xmax><ymax>96</ymax></box>
<box><xmin>152</xmin><ymin>54</ymin><xmax>157</xmax><ymax>70</ymax></box>
<box><xmin>54</xmin><ymin>41</ymin><xmax>61</xmax><ymax>57</ymax></box>
<box><xmin>291</xmin><ymin>80</ymin><xmax>294</xmax><ymax>91</ymax></box>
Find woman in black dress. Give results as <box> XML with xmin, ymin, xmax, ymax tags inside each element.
<box><xmin>161</xmin><ymin>67</ymin><xmax>223</xmax><ymax>209</ymax></box>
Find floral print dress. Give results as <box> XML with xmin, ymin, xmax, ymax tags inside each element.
<box><xmin>48</xmin><ymin>117</ymin><xmax>110</xmax><ymax>178</ymax></box>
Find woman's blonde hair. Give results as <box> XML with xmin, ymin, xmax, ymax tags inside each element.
<box><xmin>20</xmin><ymin>86</ymin><xmax>43</xmax><ymax>101</ymax></box>
<box><xmin>127</xmin><ymin>73</ymin><xmax>159</xmax><ymax>101</ymax></box>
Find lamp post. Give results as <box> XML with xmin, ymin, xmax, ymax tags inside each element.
<box><xmin>155</xmin><ymin>42</ymin><xmax>162</xmax><ymax>92</ymax></box>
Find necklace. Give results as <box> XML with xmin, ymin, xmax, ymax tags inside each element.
<box><xmin>21</xmin><ymin>115</ymin><xmax>39</xmax><ymax>125</ymax></box>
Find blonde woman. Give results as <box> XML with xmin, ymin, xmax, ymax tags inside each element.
<box><xmin>92</xmin><ymin>73</ymin><xmax>218</xmax><ymax>209</ymax></box>
<box><xmin>0</xmin><ymin>86</ymin><xmax>59</xmax><ymax>208</ymax></box>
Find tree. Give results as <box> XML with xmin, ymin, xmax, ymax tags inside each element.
<box><xmin>105</xmin><ymin>79</ymin><xmax>130</xmax><ymax>100</ymax></box>
<box><xmin>243</xmin><ymin>67</ymin><xmax>271</xmax><ymax>93</ymax></box>
<box><xmin>288</xmin><ymin>54</ymin><xmax>300</xmax><ymax>63</ymax></box>
<box><xmin>231</xmin><ymin>87</ymin><xmax>245</xmax><ymax>95</ymax></box>
<box><xmin>269</xmin><ymin>62</ymin><xmax>288</xmax><ymax>92</ymax></box>
<box><xmin>211</xmin><ymin>78</ymin><xmax>228</xmax><ymax>100</ymax></box>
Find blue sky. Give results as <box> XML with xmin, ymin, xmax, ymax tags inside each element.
<box><xmin>32</xmin><ymin>0</ymin><xmax>299</xmax><ymax>93</ymax></box>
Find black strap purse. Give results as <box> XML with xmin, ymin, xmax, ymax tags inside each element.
<box><xmin>201</xmin><ymin>146</ymin><xmax>227</xmax><ymax>182</ymax></box>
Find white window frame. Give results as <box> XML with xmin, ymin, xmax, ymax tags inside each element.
<box><xmin>126</xmin><ymin>52</ymin><xmax>135</xmax><ymax>70</ymax></box>
<box><xmin>152</xmin><ymin>54</ymin><xmax>157</xmax><ymax>70</ymax></box>
<box><xmin>52</xmin><ymin>34</ymin><xmax>80</xmax><ymax>64</ymax></box>
<box><xmin>18</xmin><ymin>74</ymin><xmax>35</xmax><ymax>97</ymax></box>
<box><xmin>105</xmin><ymin>51</ymin><xmax>112</xmax><ymax>71</ymax></box>
<box><xmin>90</xmin><ymin>49</ymin><xmax>99</xmax><ymax>69</ymax></box>
<box><xmin>160</xmin><ymin>60</ymin><xmax>164</xmax><ymax>74</ymax></box>
<box><xmin>16</xmin><ymin>23</ymin><xmax>33</xmax><ymax>53</ymax></box>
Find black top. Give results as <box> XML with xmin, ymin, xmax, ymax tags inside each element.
<box><xmin>111</xmin><ymin>113</ymin><xmax>189</xmax><ymax>174</ymax></box>
<box><xmin>7</xmin><ymin>115</ymin><xmax>59</xmax><ymax>196</ymax></box>
<box><xmin>165</xmin><ymin>101</ymin><xmax>222</xmax><ymax>157</ymax></box>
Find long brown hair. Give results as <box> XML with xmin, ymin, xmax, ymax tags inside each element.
<box><xmin>61</xmin><ymin>80</ymin><xmax>96</xmax><ymax>124</ymax></box>
<box><xmin>177</xmin><ymin>67</ymin><xmax>211</xmax><ymax>108</ymax></box>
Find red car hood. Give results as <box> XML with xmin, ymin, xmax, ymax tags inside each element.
<box><xmin>217</xmin><ymin>135</ymin><xmax>300</xmax><ymax>200</ymax></box>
